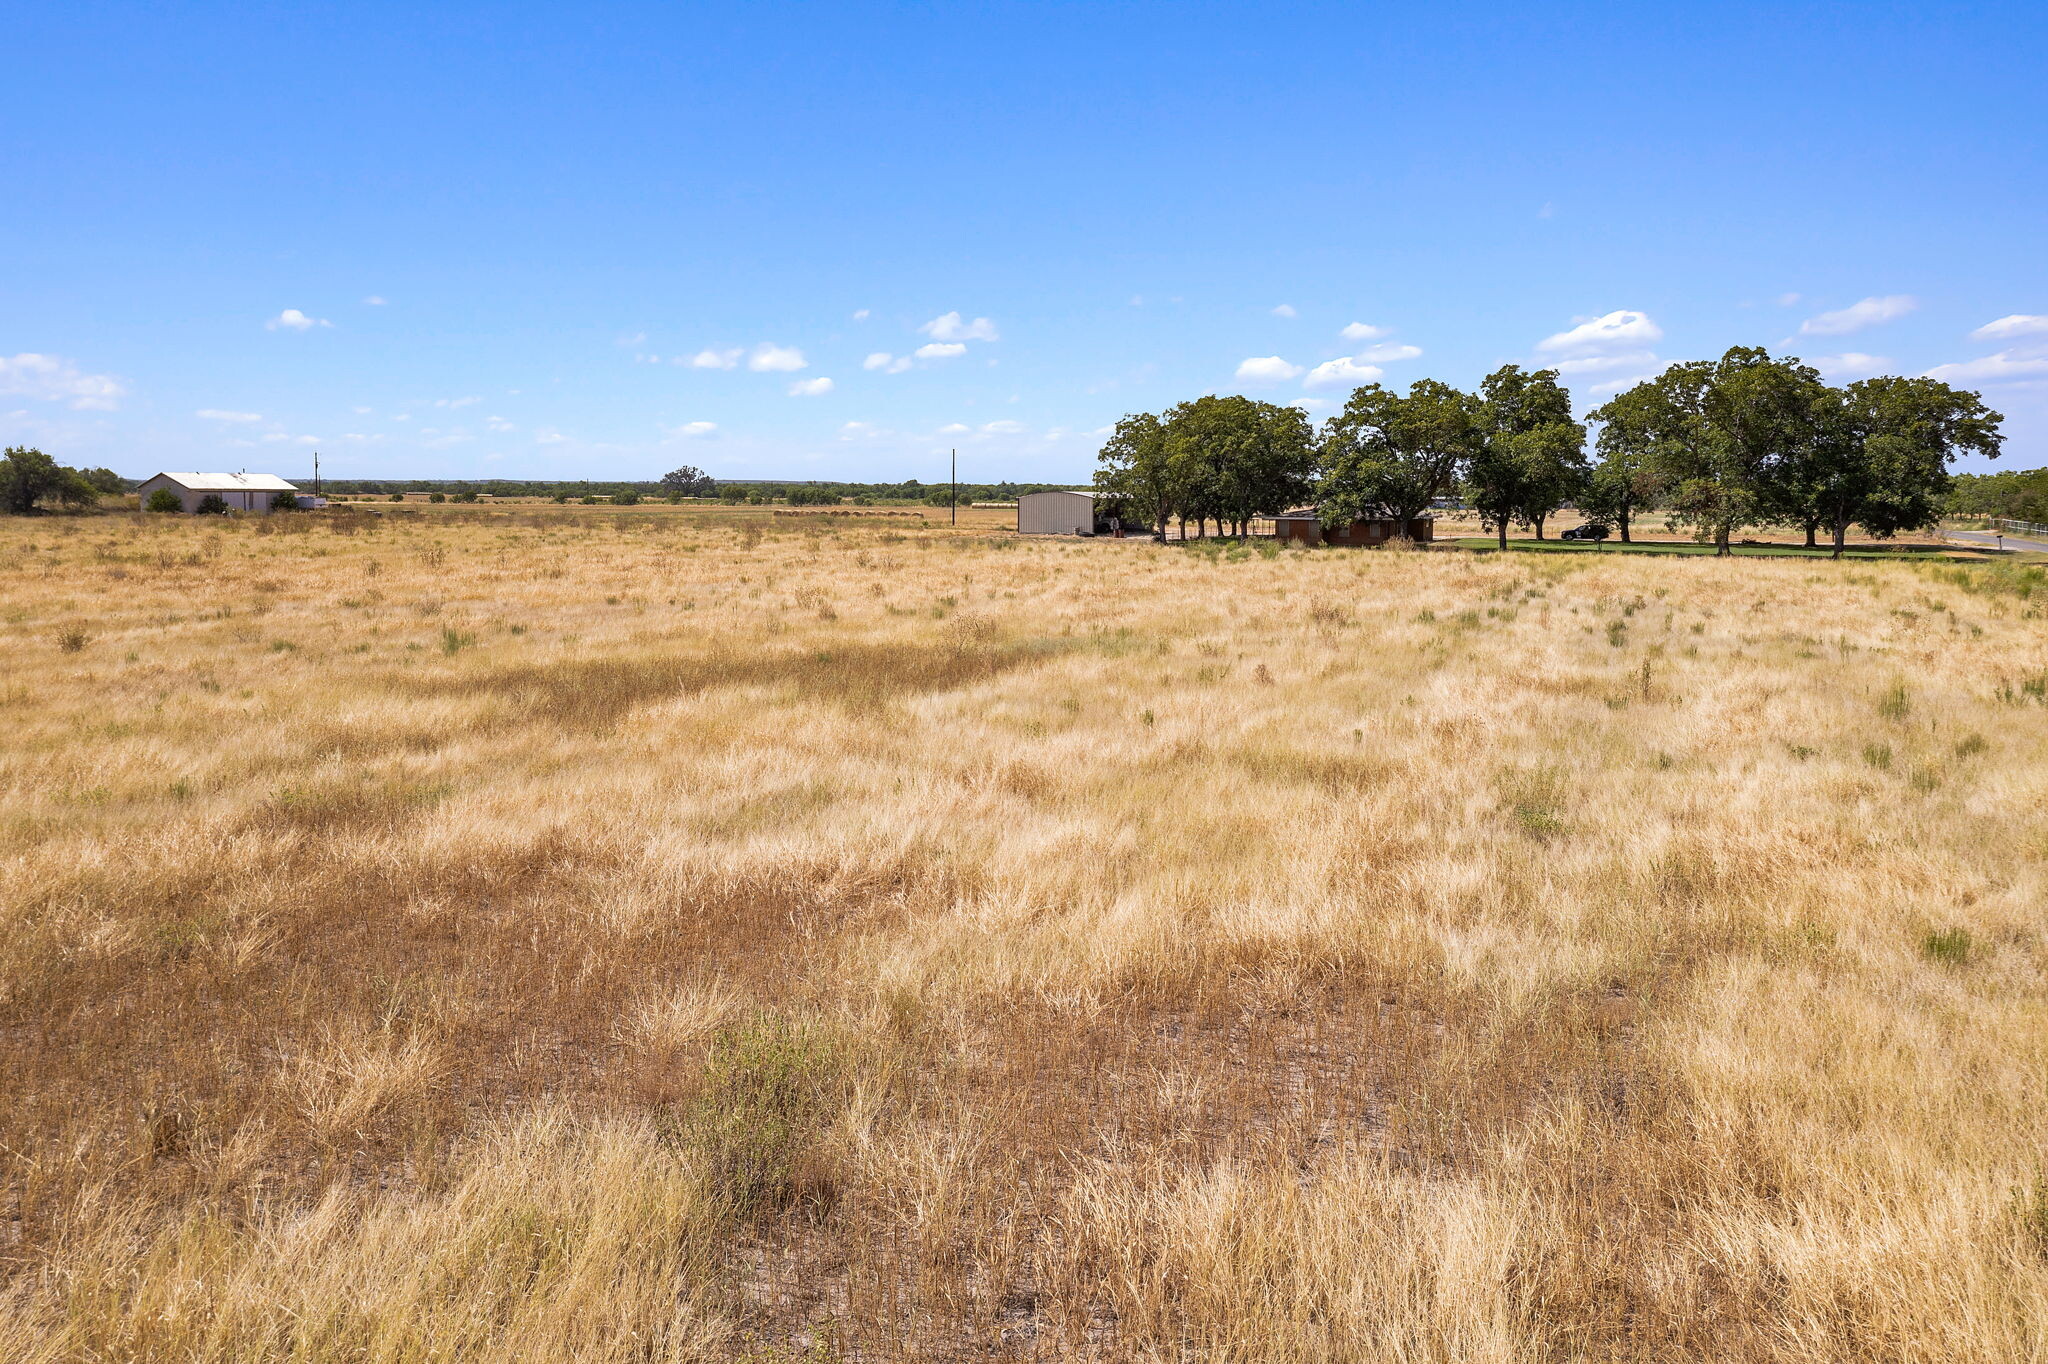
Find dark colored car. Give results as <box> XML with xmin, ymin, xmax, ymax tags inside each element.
<box><xmin>1561</xmin><ymin>523</ymin><xmax>1611</xmax><ymax>541</ymax></box>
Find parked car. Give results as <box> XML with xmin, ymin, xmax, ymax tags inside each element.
<box><xmin>1560</xmin><ymin>522</ymin><xmax>1612</xmax><ymax>541</ymax></box>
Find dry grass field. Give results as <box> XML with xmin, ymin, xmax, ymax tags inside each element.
<box><xmin>4</xmin><ymin>504</ymin><xmax>2048</xmax><ymax>1362</ymax></box>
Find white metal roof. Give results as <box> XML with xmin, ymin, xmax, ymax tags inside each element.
<box><xmin>146</xmin><ymin>471</ymin><xmax>300</xmax><ymax>492</ymax></box>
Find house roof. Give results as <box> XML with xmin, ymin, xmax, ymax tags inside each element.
<box><xmin>146</xmin><ymin>471</ymin><xmax>300</xmax><ymax>492</ymax></box>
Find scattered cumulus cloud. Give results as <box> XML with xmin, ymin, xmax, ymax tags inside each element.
<box><xmin>920</xmin><ymin>312</ymin><xmax>999</xmax><ymax>342</ymax></box>
<box><xmin>1549</xmin><ymin>351</ymin><xmax>1660</xmax><ymax>377</ymax></box>
<box><xmin>1235</xmin><ymin>356</ymin><xmax>1303</xmax><ymax>383</ymax></box>
<box><xmin>267</xmin><ymin>308</ymin><xmax>331</xmax><ymax>331</ymax></box>
<box><xmin>938</xmin><ymin>422</ymin><xmax>971</xmax><ymax>435</ymax></box>
<box><xmin>1972</xmin><ymin>315</ymin><xmax>2048</xmax><ymax>341</ymax></box>
<box><xmin>1923</xmin><ymin>350</ymin><xmax>2048</xmax><ymax>385</ymax></box>
<box><xmin>851</xmin><ymin>309</ymin><xmax>871</xmax><ymax>321</ymax></box>
<box><xmin>196</xmin><ymin>408</ymin><xmax>262</xmax><ymax>423</ymax></box>
<box><xmin>1303</xmin><ymin>357</ymin><xmax>1384</xmax><ymax>388</ymax></box>
<box><xmin>1797</xmin><ymin>295</ymin><xmax>1916</xmax><ymax>337</ymax></box>
<box><xmin>663</xmin><ymin>420</ymin><xmax>718</xmax><ymax>440</ymax></box>
<box><xmin>484</xmin><ymin>416</ymin><xmax>515</xmax><ymax>432</ymax></box>
<box><xmin>433</xmin><ymin>396</ymin><xmax>480</xmax><ymax>409</ymax></box>
<box><xmin>787</xmin><ymin>377</ymin><xmax>834</xmax><ymax>396</ymax></box>
<box><xmin>534</xmin><ymin>427</ymin><xmax>567</xmax><ymax>445</ymax></box>
<box><xmin>1353</xmin><ymin>342</ymin><xmax>1422</xmax><ymax>363</ymax></box>
<box><xmin>1777</xmin><ymin>293</ymin><xmax>1803</xmax><ymax>307</ymax></box>
<box><xmin>1537</xmin><ymin>310</ymin><xmax>1663</xmax><ymax>356</ymax></box>
<box><xmin>363</xmin><ymin>295</ymin><xmax>387</xmax><ymax>306</ymax></box>
<box><xmin>1270</xmin><ymin>304</ymin><xmax>1298</xmax><ymax>318</ymax></box>
<box><xmin>914</xmin><ymin>342</ymin><xmax>967</xmax><ymax>360</ymax></box>
<box><xmin>686</xmin><ymin>348</ymin><xmax>742</xmax><ymax>370</ymax></box>
<box><xmin>748</xmin><ymin>343</ymin><xmax>807</xmax><ymax>372</ymax></box>
<box><xmin>864</xmin><ymin>352</ymin><xmax>914</xmax><ymax>373</ymax></box>
<box><xmin>1812</xmin><ymin>353</ymin><xmax>1891</xmax><ymax>379</ymax></box>
<box><xmin>980</xmin><ymin>419</ymin><xmax>1024</xmax><ymax>435</ymax></box>
<box><xmin>1340</xmin><ymin>322</ymin><xmax>1391</xmax><ymax>341</ymax></box>
<box><xmin>0</xmin><ymin>353</ymin><xmax>125</xmax><ymax>410</ymax></box>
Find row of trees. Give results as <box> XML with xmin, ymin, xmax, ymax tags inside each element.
<box><xmin>1095</xmin><ymin>348</ymin><xmax>2005</xmax><ymax>556</ymax></box>
<box><xmin>0</xmin><ymin>448</ymin><xmax>126</xmax><ymax>515</ymax></box>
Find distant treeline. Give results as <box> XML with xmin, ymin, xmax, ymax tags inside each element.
<box><xmin>312</xmin><ymin>477</ymin><xmax>1082</xmax><ymax>505</ymax></box>
<box><xmin>1946</xmin><ymin>469</ymin><xmax>2048</xmax><ymax>523</ymax></box>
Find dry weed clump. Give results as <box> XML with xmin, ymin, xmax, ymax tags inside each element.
<box><xmin>2</xmin><ymin>506</ymin><xmax>2047</xmax><ymax>1361</ymax></box>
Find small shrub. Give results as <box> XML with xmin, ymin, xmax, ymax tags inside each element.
<box><xmin>1878</xmin><ymin>683</ymin><xmax>1911</xmax><ymax>721</ymax></box>
<box><xmin>58</xmin><ymin>627</ymin><xmax>90</xmax><ymax>653</ymax></box>
<box><xmin>1955</xmin><ymin>733</ymin><xmax>1989</xmax><ymax>758</ymax></box>
<box><xmin>195</xmin><ymin>494</ymin><xmax>229</xmax><ymax>515</ymax></box>
<box><xmin>1922</xmin><ymin>927</ymin><xmax>1973</xmax><ymax>965</ymax></box>
<box><xmin>1862</xmin><ymin>743</ymin><xmax>1893</xmax><ymax>771</ymax></box>
<box><xmin>429</xmin><ymin>492</ymin><xmax>446</xmax><ymax>503</ymax></box>
<box><xmin>145</xmin><ymin>489</ymin><xmax>183</xmax><ymax>513</ymax></box>
<box><xmin>670</xmin><ymin>1013</ymin><xmax>847</xmax><ymax>1218</ymax></box>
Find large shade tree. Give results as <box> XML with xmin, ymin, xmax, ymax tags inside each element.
<box><xmin>1317</xmin><ymin>379</ymin><xmax>1482</xmax><ymax>539</ymax></box>
<box><xmin>1800</xmin><ymin>376</ymin><xmax>2003</xmax><ymax>557</ymax></box>
<box><xmin>1467</xmin><ymin>365</ymin><xmax>1586</xmax><ymax>548</ymax></box>
<box><xmin>0</xmin><ymin>447</ymin><xmax>101</xmax><ymax>515</ymax></box>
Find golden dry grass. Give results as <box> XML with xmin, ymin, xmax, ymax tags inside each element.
<box><xmin>3</xmin><ymin>504</ymin><xmax>2047</xmax><ymax>1361</ymax></box>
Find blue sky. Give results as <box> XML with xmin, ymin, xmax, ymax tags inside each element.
<box><xmin>3</xmin><ymin>1</ymin><xmax>2044</xmax><ymax>483</ymax></box>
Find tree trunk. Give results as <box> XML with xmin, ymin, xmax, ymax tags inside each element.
<box><xmin>1716</xmin><ymin>522</ymin><xmax>1731</xmax><ymax>557</ymax></box>
<box><xmin>1619</xmin><ymin>506</ymin><xmax>1632</xmax><ymax>543</ymax></box>
<box><xmin>1497</xmin><ymin>519</ymin><xmax>1508</xmax><ymax>551</ymax></box>
<box><xmin>1534</xmin><ymin>514</ymin><xmax>1546</xmax><ymax>540</ymax></box>
<box><xmin>1804</xmin><ymin>518</ymin><xmax>1818</xmax><ymax>549</ymax></box>
<box><xmin>1832</xmin><ymin>518</ymin><xmax>1849</xmax><ymax>559</ymax></box>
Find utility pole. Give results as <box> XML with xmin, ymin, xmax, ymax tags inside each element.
<box><xmin>313</xmin><ymin>451</ymin><xmax>321</xmax><ymax>499</ymax></box>
<box><xmin>951</xmin><ymin>448</ymin><xmax>957</xmax><ymax>527</ymax></box>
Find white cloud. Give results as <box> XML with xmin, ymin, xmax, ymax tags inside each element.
<box><xmin>851</xmin><ymin>309</ymin><xmax>871</xmax><ymax>321</ymax></box>
<box><xmin>914</xmin><ymin>342</ymin><xmax>967</xmax><ymax>360</ymax></box>
<box><xmin>1235</xmin><ymin>356</ymin><xmax>1303</xmax><ymax>383</ymax></box>
<box><xmin>433</xmin><ymin>396</ymin><xmax>481</xmax><ymax>409</ymax></box>
<box><xmin>788</xmin><ymin>377</ymin><xmax>834</xmax><ymax>396</ymax></box>
<box><xmin>0</xmin><ymin>353</ymin><xmax>125</xmax><ymax>410</ymax></box>
<box><xmin>1537</xmin><ymin>310</ymin><xmax>1663</xmax><ymax>356</ymax></box>
<box><xmin>1270</xmin><ymin>304</ymin><xmax>1298</xmax><ymax>318</ymax></box>
<box><xmin>980</xmin><ymin>419</ymin><xmax>1024</xmax><ymax>435</ymax></box>
<box><xmin>864</xmin><ymin>351</ymin><xmax>914</xmax><ymax>373</ymax></box>
<box><xmin>1777</xmin><ymin>293</ymin><xmax>1802</xmax><ymax>307</ymax></box>
<box><xmin>920</xmin><ymin>312</ymin><xmax>999</xmax><ymax>342</ymax></box>
<box><xmin>1340</xmin><ymin>322</ymin><xmax>1391</xmax><ymax>341</ymax></box>
<box><xmin>485</xmin><ymin>416</ymin><xmax>515</xmax><ymax>432</ymax></box>
<box><xmin>662</xmin><ymin>420</ymin><xmax>718</xmax><ymax>440</ymax></box>
<box><xmin>1812</xmin><ymin>353</ymin><xmax>1891</xmax><ymax>379</ymax></box>
<box><xmin>534</xmin><ymin>427</ymin><xmax>567</xmax><ymax>445</ymax></box>
<box><xmin>838</xmin><ymin>421</ymin><xmax>877</xmax><ymax>439</ymax></box>
<box><xmin>749</xmin><ymin>343</ymin><xmax>807</xmax><ymax>372</ymax></box>
<box><xmin>266</xmin><ymin>308</ymin><xmax>331</xmax><ymax>331</ymax></box>
<box><xmin>1923</xmin><ymin>350</ymin><xmax>2048</xmax><ymax>385</ymax></box>
<box><xmin>1798</xmin><ymin>295</ymin><xmax>1916</xmax><ymax>337</ymax></box>
<box><xmin>938</xmin><ymin>422</ymin><xmax>971</xmax><ymax>435</ymax></box>
<box><xmin>1972</xmin><ymin>315</ymin><xmax>2048</xmax><ymax>341</ymax></box>
<box><xmin>352</xmin><ymin>405</ymin><xmax>373</xmax><ymax>415</ymax></box>
<box><xmin>1303</xmin><ymin>357</ymin><xmax>1384</xmax><ymax>388</ymax></box>
<box><xmin>1354</xmin><ymin>342</ymin><xmax>1422</xmax><ymax>363</ymax></box>
<box><xmin>617</xmin><ymin>331</ymin><xmax>647</xmax><ymax>346</ymax></box>
<box><xmin>363</xmin><ymin>295</ymin><xmax>387</xmax><ymax>306</ymax></box>
<box><xmin>196</xmin><ymin>408</ymin><xmax>263</xmax><ymax>423</ymax></box>
<box><xmin>1549</xmin><ymin>350</ymin><xmax>1660</xmax><ymax>377</ymax></box>
<box><xmin>686</xmin><ymin>348</ymin><xmax>742</xmax><ymax>370</ymax></box>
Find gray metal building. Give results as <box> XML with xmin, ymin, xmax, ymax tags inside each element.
<box><xmin>1017</xmin><ymin>490</ymin><xmax>1104</xmax><ymax>535</ymax></box>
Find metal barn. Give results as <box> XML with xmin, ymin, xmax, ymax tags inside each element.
<box><xmin>138</xmin><ymin>471</ymin><xmax>300</xmax><ymax>514</ymax></box>
<box><xmin>1018</xmin><ymin>490</ymin><xmax>1106</xmax><ymax>535</ymax></box>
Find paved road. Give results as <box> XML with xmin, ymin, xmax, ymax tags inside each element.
<box><xmin>1945</xmin><ymin>529</ymin><xmax>2048</xmax><ymax>554</ymax></box>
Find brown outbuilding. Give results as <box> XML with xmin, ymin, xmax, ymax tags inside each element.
<box><xmin>1272</xmin><ymin>509</ymin><xmax>1433</xmax><ymax>546</ymax></box>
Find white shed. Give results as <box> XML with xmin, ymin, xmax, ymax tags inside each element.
<box><xmin>138</xmin><ymin>471</ymin><xmax>300</xmax><ymax>514</ymax></box>
<box><xmin>1017</xmin><ymin>490</ymin><xmax>1103</xmax><ymax>535</ymax></box>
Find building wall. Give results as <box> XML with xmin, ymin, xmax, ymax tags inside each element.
<box><xmin>1017</xmin><ymin>491</ymin><xmax>1098</xmax><ymax>535</ymax></box>
<box><xmin>139</xmin><ymin>476</ymin><xmax>283</xmax><ymax>514</ymax></box>
<box><xmin>1271</xmin><ymin>516</ymin><xmax>1435</xmax><ymax>546</ymax></box>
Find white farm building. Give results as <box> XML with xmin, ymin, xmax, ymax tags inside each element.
<box><xmin>138</xmin><ymin>471</ymin><xmax>301</xmax><ymax>513</ymax></box>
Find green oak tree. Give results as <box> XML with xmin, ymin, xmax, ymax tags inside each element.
<box><xmin>1318</xmin><ymin>379</ymin><xmax>1482</xmax><ymax>540</ymax></box>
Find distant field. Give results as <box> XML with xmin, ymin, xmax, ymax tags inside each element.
<box><xmin>4</xmin><ymin>504</ymin><xmax>2047</xmax><ymax>1361</ymax></box>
